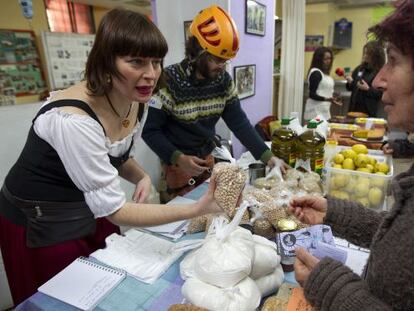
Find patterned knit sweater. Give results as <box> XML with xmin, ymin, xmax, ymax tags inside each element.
<box><xmin>304</xmin><ymin>164</ymin><xmax>414</xmax><ymax>310</ymax></box>
<box><xmin>142</xmin><ymin>59</ymin><xmax>272</xmax><ymax>165</ymax></box>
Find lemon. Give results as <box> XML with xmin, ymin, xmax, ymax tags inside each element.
<box><xmin>357</xmin><ymin>167</ymin><xmax>371</xmax><ymax>173</ymax></box>
<box><xmin>355</xmin><ymin>154</ymin><xmax>369</xmax><ymax>168</ymax></box>
<box><xmin>371</xmin><ymin>172</ymin><xmax>386</xmax><ymax>188</ymax></box>
<box><xmin>333</xmin><ymin>153</ymin><xmax>345</xmax><ymax>164</ymax></box>
<box><xmin>368</xmin><ymin>156</ymin><xmax>377</xmax><ymax>167</ymax></box>
<box><xmin>352</xmin><ymin>144</ymin><xmax>368</xmax><ymax>154</ymax></box>
<box><xmin>356</xmin><ymin>197</ymin><xmax>369</xmax><ymax>208</ymax></box>
<box><xmin>354</xmin><ymin>180</ymin><xmax>370</xmax><ymax>197</ymax></box>
<box><xmin>333</xmin><ymin>173</ymin><xmax>350</xmax><ymax>188</ymax></box>
<box><xmin>341</xmin><ymin>149</ymin><xmax>357</xmax><ymax>160</ymax></box>
<box><xmin>344</xmin><ymin>180</ymin><xmax>355</xmax><ymax>193</ymax></box>
<box><xmin>332</xmin><ymin>164</ymin><xmax>343</xmax><ymax>169</ymax></box>
<box><xmin>368</xmin><ymin>187</ymin><xmax>383</xmax><ymax>206</ymax></box>
<box><xmin>365</xmin><ymin>164</ymin><xmax>374</xmax><ymax>173</ymax></box>
<box><xmin>342</xmin><ymin>158</ymin><xmax>355</xmax><ymax>170</ymax></box>
<box><xmin>330</xmin><ymin>190</ymin><xmax>350</xmax><ymax>200</ymax></box>
<box><xmin>376</xmin><ymin>162</ymin><xmax>390</xmax><ymax>174</ymax></box>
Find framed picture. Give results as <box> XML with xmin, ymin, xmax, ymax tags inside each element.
<box><xmin>183</xmin><ymin>20</ymin><xmax>192</xmax><ymax>41</ymax></box>
<box><xmin>234</xmin><ymin>64</ymin><xmax>256</xmax><ymax>100</ymax></box>
<box><xmin>305</xmin><ymin>35</ymin><xmax>324</xmax><ymax>52</ymax></box>
<box><xmin>245</xmin><ymin>0</ymin><xmax>266</xmax><ymax>36</ymax></box>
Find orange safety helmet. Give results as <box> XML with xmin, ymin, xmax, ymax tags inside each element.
<box><xmin>189</xmin><ymin>5</ymin><xmax>239</xmax><ymax>60</ymax></box>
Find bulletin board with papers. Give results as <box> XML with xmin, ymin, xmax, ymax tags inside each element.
<box><xmin>41</xmin><ymin>31</ymin><xmax>95</xmax><ymax>90</ymax></box>
<box><xmin>0</xmin><ymin>29</ymin><xmax>47</xmax><ymax>99</ymax></box>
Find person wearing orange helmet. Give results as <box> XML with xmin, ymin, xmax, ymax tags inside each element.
<box><xmin>143</xmin><ymin>5</ymin><xmax>287</xmax><ymax>202</ymax></box>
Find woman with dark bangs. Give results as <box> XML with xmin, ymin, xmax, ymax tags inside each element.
<box><xmin>289</xmin><ymin>0</ymin><xmax>414</xmax><ymax>309</ymax></box>
<box><xmin>0</xmin><ymin>8</ymin><xmax>223</xmax><ymax>306</ymax></box>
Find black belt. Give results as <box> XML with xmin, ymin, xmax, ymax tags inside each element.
<box><xmin>1</xmin><ymin>185</ymin><xmax>96</xmax><ymax>248</ymax></box>
<box><xmin>1</xmin><ymin>185</ymin><xmax>92</xmax><ymax>220</ymax></box>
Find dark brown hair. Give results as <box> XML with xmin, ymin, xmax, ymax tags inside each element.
<box><xmin>368</xmin><ymin>0</ymin><xmax>414</xmax><ymax>65</ymax></box>
<box><xmin>309</xmin><ymin>47</ymin><xmax>333</xmax><ymax>75</ymax></box>
<box><xmin>85</xmin><ymin>8</ymin><xmax>168</xmax><ymax>96</ymax></box>
<box><xmin>184</xmin><ymin>36</ymin><xmax>211</xmax><ymax>78</ymax></box>
<box><xmin>363</xmin><ymin>40</ymin><xmax>385</xmax><ymax>73</ymax></box>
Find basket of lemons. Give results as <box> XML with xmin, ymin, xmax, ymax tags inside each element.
<box><xmin>323</xmin><ymin>144</ymin><xmax>393</xmax><ymax>210</ymax></box>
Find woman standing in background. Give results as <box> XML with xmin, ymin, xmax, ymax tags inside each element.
<box><xmin>346</xmin><ymin>40</ymin><xmax>385</xmax><ymax>117</ymax></box>
<box><xmin>304</xmin><ymin>47</ymin><xmax>342</xmax><ymax>121</ymax></box>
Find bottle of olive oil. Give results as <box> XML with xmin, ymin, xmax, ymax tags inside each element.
<box><xmin>271</xmin><ymin>118</ymin><xmax>297</xmax><ymax>167</ymax></box>
<box><xmin>297</xmin><ymin>120</ymin><xmax>325</xmax><ymax>174</ymax></box>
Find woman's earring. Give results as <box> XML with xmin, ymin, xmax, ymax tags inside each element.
<box><xmin>106</xmin><ymin>75</ymin><xmax>112</xmax><ymax>84</ymax></box>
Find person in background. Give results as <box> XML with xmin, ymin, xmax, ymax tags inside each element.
<box><xmin>0</xmin><ymin>8</ymin><xmax>223</xmax><ymax>306</ymax></box>
<box><xmin>304</xmin><ymin>47</ymin><xmax>342</xmax><ymax>121</ymax></box>
<box><xmin>142</xmin><ymin>5</ymin><xmax>287</xmax><ymax>202</ymax></box>
<box><xmin>288</xmin><ymin>1</ymin><xmax>414</xmax><ymax>309</ymax></box>
<box><xmin>346</xmin><ymin>40</ymin><xmax>386</xmax><ymax>117</ymax></box>
<box><xmin>382</xmin><ymin>133</ymin><xmax>414</xmax><ymax>158</ymax></box>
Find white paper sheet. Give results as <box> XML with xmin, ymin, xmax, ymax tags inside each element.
<box><xmin>143</xmin><ymin>196</ymin><xmax>196</xmax><ymax>239</ymax></box>
<box><xmin>91</xmin><ymin>230</ymin><xmax>184</xmax><ymax>284</ymax></box>
<box><xmin>334</xmin><ymin>237</ymin><xmax>370</xmax><ymax>275</ymax></box>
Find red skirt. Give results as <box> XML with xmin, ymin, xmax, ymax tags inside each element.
<box><xmin>0</xmin><ymin>214</ymin><xmax>119</xmax><ymax>306</ymax></box>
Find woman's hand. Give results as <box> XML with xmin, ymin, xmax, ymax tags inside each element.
<box><xmin>345</xmin><ymin>75</ymin><xmax>353</xmax><ymax>83</ymax></box>
<box><xmin>132</xmin><ymin>174</ymin><xmax>152</xmax><ymax>203</ymax></box>
<box><xmin>357</xmin><ymin>79</ymin><xmax>370</xmax><ymax>91</ymax></box>
<box><xmin>381</xmin><ymin>143</ymin><xmax>394</xmax><ymax>155</ymax></box>
<box><xmin>288</xmin><ymin>195</ymin><xmax>327</xmax><ymax>225</ymax></box>
<box><xmin>196</xmin><ymin>175</ymin><xmax>223</xmax><ymax>215</ymax></box>
<box><xmin>267</xmin><ymin>156</ymin><xmax>289</xmax><ymax>174</ymax></box>
<box><xmin>177</xmin><ymin>154</ymin><xmax>210</xmax><ymax>177</ymax></box>
<box><xmin>294</xmin><ymin>247</ymin><xmax>320</xmax><ymax>287</ymax></box>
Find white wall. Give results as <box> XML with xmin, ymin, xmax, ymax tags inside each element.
<box><xmin>0</xmin><ymin>102</ymin><xmax>39</xmax><ymax>310</ymax></box>
<box><xmin>152</xmin><ymin>0</ymin><xmax>228</xmax><ymax>66</ymax></box>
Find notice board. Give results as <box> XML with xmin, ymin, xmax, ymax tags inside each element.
<box><xmin>41</xmin><ymin>31</ymin><xmax>95</xmax><ymax>90</ymax></box>
<box><xmin>0</xmin><ymin>29</ymin><xmax>47</xmax><ymax>97</ymax></box>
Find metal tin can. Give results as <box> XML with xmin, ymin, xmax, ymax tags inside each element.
<box><xmin>276</xmin><ymin>218</ymin><xmax>298</xmax><ymax>272</ymax></box>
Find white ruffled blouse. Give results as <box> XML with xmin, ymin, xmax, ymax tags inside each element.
<box><xmin>33</xmin><ymin>99</ymin><xmax>148</xmax><ymax>218</ymax></box>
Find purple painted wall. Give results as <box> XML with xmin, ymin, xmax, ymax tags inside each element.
<box><xmin>230</xmin><ymin>0</ymin><xmax>275</xmax><ymax>158</ymax></box>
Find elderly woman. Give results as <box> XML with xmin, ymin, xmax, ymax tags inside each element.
<box><xmin>288</xmin><ymin>0</ymin><xmax>414</xmax><ymax>309</ymax></box>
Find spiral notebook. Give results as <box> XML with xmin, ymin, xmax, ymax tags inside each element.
<box><xmin>38</xmin><ymin>257</ymin><xmax>125</xmax><ymax>310</ymax></box>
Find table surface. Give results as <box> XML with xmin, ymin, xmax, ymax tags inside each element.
<box><xmin>16</xmin><ymin>183</ymin><xmax>295</xmax><ymax>311</ymax></box>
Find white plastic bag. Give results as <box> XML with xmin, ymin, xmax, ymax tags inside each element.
<box><xmin>189</xmin><ymin>202</ymin><xmax>255</xmax><ymax>288</ymax></box>
<box><xmin>250</xmin><ymin>235</ymin><xmax>281</xmax><ymax>279</ymax></box>
<box><xmin>212</xmin><ymin>146</ymin><xmax>236</xmax><ymax>163</ymax></box>
<box><xmin>182</xmin><ymin>277</ymin><xmax>261</xmax><ymax>311</ymax></box>
<box><xmin>254</xmin><ymin>266</ymin><xmax>284</xmax><ymax>297</ymax></box>
<box><xmin>194</xmin><ymin>226</ymin><xmax>254</xmax><ymax>288</ymax></box>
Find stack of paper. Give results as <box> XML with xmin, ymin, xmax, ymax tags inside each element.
<box><xmin>144</xmin><ymin>196</ymin><xmax>195</xmax><ymax>239</ymax></box>
<box><xmin>91</xmin><ymin>230</ymin><xmax>186</xmax><ymax>284</ymax></box>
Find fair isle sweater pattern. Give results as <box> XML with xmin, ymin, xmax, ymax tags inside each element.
<box><xmin>158</xmin><ymin>61</ymin><xmax>238</xmax><ymax>123</ymax></box>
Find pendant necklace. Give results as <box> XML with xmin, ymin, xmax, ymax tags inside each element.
<box><xmin>105</xmin><ymin>93</ymin><xmax>132</xmax><ymax>128</ymax></box>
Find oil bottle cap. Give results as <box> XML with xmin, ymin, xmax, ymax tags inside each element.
<box><xmin>307</xmin><ymin>121</ymin><xmax>318</xmax><ymax>129</ymax></box>
<box><xmin>281</xmin><ymin>118</ymin><xmax>291</xmax><ymax>126</ymax></box>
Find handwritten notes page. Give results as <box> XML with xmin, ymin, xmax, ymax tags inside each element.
<box><xmin>38</xmin><ymin>257</ymin><xmax>125</xmax><ymax>310</ymax></box>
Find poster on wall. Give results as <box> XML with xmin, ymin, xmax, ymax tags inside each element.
<box><xmin>246</xmin><ymin>0</ymin><xmax>266</xmax><ymax>36</ymax></box>
<box><xmin>0</xmin><ymin>29</ymin><xmax>47</xmax><ymax>98</ymax></box>
<box><xmin>234</xmin><ymin>64</ymin><xmax>256</xmax><ymax>100</ymax></box>
<box><xmin>305</xmin><ymin>35</ymin><xmax>324</xmax><ymax>52</ymax></box>
<box><xmin>41</xmin><ymin>31</ymin><xmax>95</xmax><ymax>90</ymax></box>
<box><xmin>183</xmin><ymin>20</ymin><xmax>192</xmax><ymax>42</ymax></box>
<box><xmin>332</xmin><ymin>18</ymin><xmax>352</xmax><ymax>49</ymax></box>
